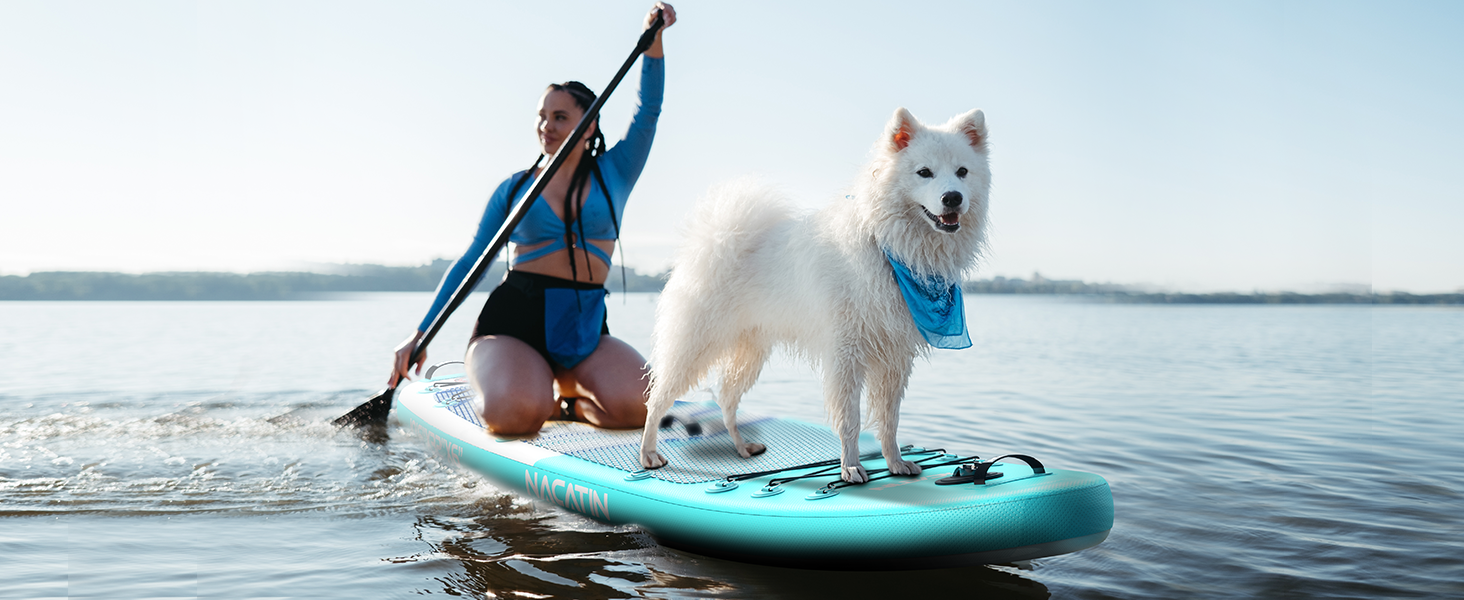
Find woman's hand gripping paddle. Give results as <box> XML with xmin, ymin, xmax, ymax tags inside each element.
<box><xmin>333</xmin><ymin>10</ymin><xmax>667</xmax><ymax>429</ymax></box>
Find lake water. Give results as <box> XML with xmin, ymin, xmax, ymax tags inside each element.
<box><xmin>2</xmin><ymin>294</ymin><xmax>1460</xmax><ymax>599</ymax></box>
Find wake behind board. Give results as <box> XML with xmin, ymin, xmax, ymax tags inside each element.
<box><xmin>395</xmin><ymin>375</ymin><xmax>1113</xmax><ymax>570</ymax></box>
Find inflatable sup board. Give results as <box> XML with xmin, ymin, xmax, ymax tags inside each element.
<box><xmin>396</xmin><ymin>374</ymin><xmax>1113</xmax><ymax>569</ymax></box>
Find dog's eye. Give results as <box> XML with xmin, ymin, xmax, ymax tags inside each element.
<box><xmin>916</xmin><ymin>168</ymin><xmax>933</xmax><ymax>178</ymax></box>
<box><xmin>956</xmin><ymin>167</ymin><xmax>968</xmax><ymax>178</ymax></box>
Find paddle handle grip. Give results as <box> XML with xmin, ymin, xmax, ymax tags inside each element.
<box><xmin>637</xmin><ymin>12</ymin><xmax>666</xmax><ymax>54</ymax></box>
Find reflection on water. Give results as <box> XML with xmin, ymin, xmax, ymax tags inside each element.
<box><xmin>410</xmin><ymin>514</ymin><xmax>1050</xmax><ymax>599</ymax></box>
<box><xmin>1</xmin><ymin>296</ymin><xmax>1461</xmax><ymax>599</ymax></box>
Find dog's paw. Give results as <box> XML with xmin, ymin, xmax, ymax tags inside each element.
<box><xmin>736</xmin><ymin>442</ymin><xmax>766</xmax><ymax>459</ymax></box>
<box><xmin>841</xmin><ymin>465</ymin><xmax>869</xmax><ymax>483</ymax></box>
<box><xmin>888</xmin><ymin>458</ymin><xmax>923</xmax><ymax>476</ymax></box>
<box><xmin>640</xmin><ymin>449</ymin><xmax>667</xmax><ymax>470</ymax></box>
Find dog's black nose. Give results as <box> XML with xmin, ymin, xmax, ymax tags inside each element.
<box><xmin>941</xmin><ymin>191</ymin><xmax>963</xmax><ymax>208</ymax></box>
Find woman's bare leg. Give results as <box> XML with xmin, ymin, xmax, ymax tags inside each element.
<box><xmin>466</xmin><ymin>335</ymin><xmax>557</xmax><ymax>435</ymax></box>
<box><xmin>556</xmin><ymin>335</ymin><xmax>650</xmax><ymax>429</ymax></box>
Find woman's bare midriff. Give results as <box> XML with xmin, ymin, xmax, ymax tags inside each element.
<box><xmin>508</xmin><ymin>239</ymin><xmax>617</xmax><ymax>283</ymax></box>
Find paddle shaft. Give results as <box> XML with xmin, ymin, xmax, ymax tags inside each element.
<box><xmin>409</xmin><ymin>14</ymin><xmax>664</xmax><ymax>370</ymax></box>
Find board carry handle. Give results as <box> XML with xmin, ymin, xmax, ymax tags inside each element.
<box><xmin>936</xmin><ymin>454</ymin><xmax>1046</xmax><ymax>486</ymax></box>
<box><xmin>424</xmin><ymin>361</ymin><xmax>465</xmax><ymax>379</ymax></box>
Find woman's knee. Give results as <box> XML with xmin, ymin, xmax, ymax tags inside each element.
<box><xmin>480</xmin><ymin>397</ymin><xmax>555</xmax><ymax>435</ymax></box>
<box><xmin>467</xmin><ymin>335</ymin><xmax>557</xmax><ymax>434</ymax></box>
<box><xmin>573</xmin><ymin>338</ymin><xmax>651</xmax><ymax>426</ymax></box>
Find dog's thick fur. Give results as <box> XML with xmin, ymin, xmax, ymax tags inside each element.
<box><xmin>640</xmin><ymin>108</ymin><xmax>991</xmax><ymax>483</ymax></box>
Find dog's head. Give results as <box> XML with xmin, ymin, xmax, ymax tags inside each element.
<box><xmin>863</xmin><ymin>108</ymin><xmax>991</xmax><ymax>275</ymax></box>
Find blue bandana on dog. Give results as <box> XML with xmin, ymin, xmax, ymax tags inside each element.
<box><xmin>884</xmin><ymin>249</ymin><xmax>971</xmax><ymax>350</ymax></box>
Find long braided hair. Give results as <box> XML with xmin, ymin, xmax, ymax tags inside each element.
<box><xmin>506</xmin><ymin>81</ymin><xmax>624</xmax><ymax>285</ymax></box>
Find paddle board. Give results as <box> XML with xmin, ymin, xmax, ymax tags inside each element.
<box><xmin>395</xmin><ymin>374</ymin><xmax>1112</xmax><ymax>569</ymax></box>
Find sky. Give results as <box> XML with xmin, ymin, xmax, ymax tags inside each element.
<box><xmin>1</xmin><ymin>0</ymin><xmax>1460</xmax><ymax>292</ymax></box>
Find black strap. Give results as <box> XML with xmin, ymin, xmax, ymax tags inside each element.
<box><xmin>935</xmin><ymin>454</ymin><xmax>1046</xmax><ymax>486</ymax></box>
<box><xmin>726</xmin><ymin>447</ymin><xmax>975</xmax><ymax>492</ymax></box>
<box><xmin>657</xmin><ymin>414</ymin><xmax>703</xmax><ymax>436</ymax></box>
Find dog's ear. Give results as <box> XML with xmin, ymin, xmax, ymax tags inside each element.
<box><xmin>885</xmin><ymin>108</ymin><xmax>921</xmax><ymax>153</ymax></box>
<box><xmin>950</xmin><ymin>109</ymin><xmax>987</xmax><ymax>149</ymax></box>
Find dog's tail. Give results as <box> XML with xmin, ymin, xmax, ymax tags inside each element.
<box><xmin>648</xmin><ymin>179</ymin><xmax>793</xmax><ymax>405</ymax></box>
<box><xmin>670</xmin><ymin>178</ymin><xmax>794</xmax><ymax>287</ymax></box>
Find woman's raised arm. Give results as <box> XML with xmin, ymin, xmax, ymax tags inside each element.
<box><xmin>643</xmin><ymin>2</ymin><xmax>677</xmax><ymax>59</ymax></box>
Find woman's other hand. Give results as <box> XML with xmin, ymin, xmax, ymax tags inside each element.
<box><xmin>644</xmin><ymin>2</ymin><xmax>676</xmax><ymax>58</ymax></box>
<box><xmin>390</xmin><ymin>331</ymin><xmax>426</xmax><ymax>387</ymax></box>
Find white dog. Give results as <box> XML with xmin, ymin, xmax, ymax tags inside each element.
<box><xmin>639</xmin><ymin>107</ymin><xmax>991</xmax><ymax>483</ymax></box>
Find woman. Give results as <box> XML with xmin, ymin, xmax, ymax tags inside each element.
<box><xmin>390</xmin><ymin>3</ymin><xmax>676</xmax><ymax>435</ymax></box>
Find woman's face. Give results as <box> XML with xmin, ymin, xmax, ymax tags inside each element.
<box><xmin>536</xmin><ymin>89</ymin><xmax>595</xmax><ymax>156</ymax></box>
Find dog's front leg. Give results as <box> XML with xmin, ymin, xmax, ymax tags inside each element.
<box><xmin>824</xmin><ymin>356</ymin><xmax>868</xmax><ymax>483</ymax></box>
<box><xmin>870</xmin><ymin>357</ymin><xmax>921</xmax><ymax>476</ymax></box>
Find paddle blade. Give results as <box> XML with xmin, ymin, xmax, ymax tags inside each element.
<box><xmin>333</xmin><ymin>387</ymin><xmax>395</xmax><ymax>428</ymax></box>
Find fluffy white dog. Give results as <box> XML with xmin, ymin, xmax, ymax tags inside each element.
<box><xmin>640</xmin><ymin>107</ymin><xmax>991</xmax><ymax>483</ymax></box>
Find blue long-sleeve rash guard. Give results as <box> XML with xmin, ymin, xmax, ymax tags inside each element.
<box><xmin>417</xmin><ymin>56</ymin><xmax>663</xmax><ymax>333</ymax></box>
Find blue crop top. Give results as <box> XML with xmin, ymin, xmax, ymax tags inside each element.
<box><xmin>418</xmin><ymin>56</ymin><xmax>664</xmax><ymax>332</ymax></box>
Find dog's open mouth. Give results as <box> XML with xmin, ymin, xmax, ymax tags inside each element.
<box><xmin>922</xmin><ymin>207</ymin><xmax>961</xmax><ymax>232</ymax></box>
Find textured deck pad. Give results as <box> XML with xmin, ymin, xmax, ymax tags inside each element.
<box><xmin>432</xmin><ymin>385</ymin><xmax>875</xmax><ymax>484</ymax></box>
<box><xmin>531</xmin><ymin>409</ymin><xmax>879</xmax><ymax>484</ymax></box>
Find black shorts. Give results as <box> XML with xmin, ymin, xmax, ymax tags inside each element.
<box><xmin>474</xmin><ymin>270</ymin><xmax>610</xmax><ymax>368</ymax></box>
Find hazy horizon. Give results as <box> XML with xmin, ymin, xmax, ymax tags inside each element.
<box><xmin>3</xmin><ymin>1</ymin><xmax>1460</xmax><ymax>293</ymax></box>
<box><xmin>0</xmin><ymin>259</ymin><xmax>1437</xmax><ymax>296</ymax></box>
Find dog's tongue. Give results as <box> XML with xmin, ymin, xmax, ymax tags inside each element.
<box><xmin>939</xmin><ymin>213</ymin><xmax>959</xmax><ymax>226</ymax></box>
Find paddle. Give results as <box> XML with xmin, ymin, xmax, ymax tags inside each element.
<box><xmin>334</xmin><ymin>12</ymin><xmax>666</xmax><ymax>428</ymax></box>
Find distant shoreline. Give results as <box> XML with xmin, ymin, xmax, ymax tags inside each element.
<box><xmin>0</xmin><ymin>260</ymin><xmax>666</xmax><ymax>301</ymax></box>
<box><xmin>1054</xmin><ymin>292</ymin><xmax>1461</xmax><ymax>305</ymax></box>
<box><xmin>962</xmin><ymin>276</ymin><xmax>1462</xmax><ymax>305</ymax></box>
<box><xmin>1</xmin><ymin>264</ymin><xmax>1458</xmax><ymax>304</ymax></box>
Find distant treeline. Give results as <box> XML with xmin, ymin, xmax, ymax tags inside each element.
<box><xmin>1095</xmin><ymin>292</ymin><xmax>1463</xmax><ymax>305</ymax></box>
<box><xmin>1</xmin><ymin>265</ymin><xmax>1457</xmax><ymax>304</ymax></box>
<box><xmin>0</xmin><ymin>260</ymin><xmax>667</xmax><ymax>300</ymax></box>
<box><xmin>962</xmin><ymin>275</ymin><xmax>1462</xmax><ymax>304</ymax></box>
<box><xmin>963</xmin><ymin>275</ymin><xmax>1132</xmax><ymax>294</ymax></box>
